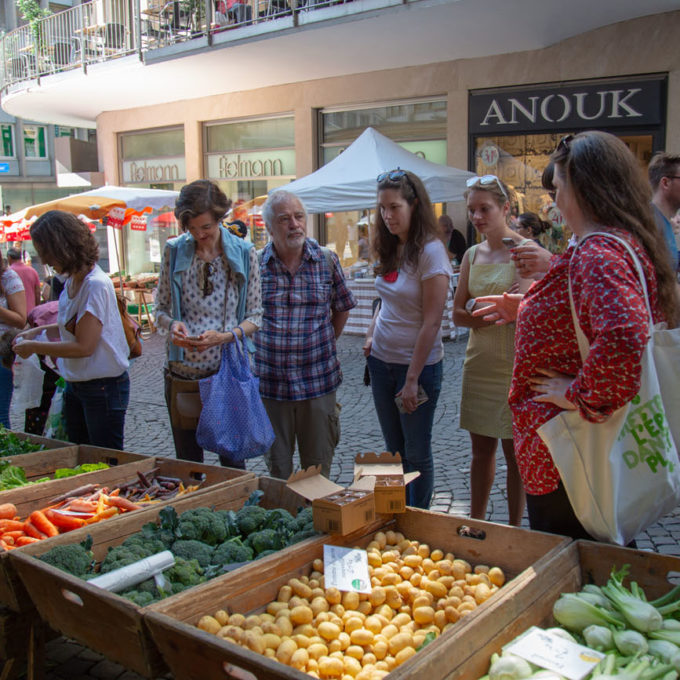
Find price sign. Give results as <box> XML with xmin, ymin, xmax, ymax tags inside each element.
<box><xmin>505</xmin><ymin>627</ymin><xmax>604</xmax><ymax>680</ymax></box>
<box><xmin>323</xmin><ymin>545</ymin><xmax>371</xmax><ymax>594</ymax></box>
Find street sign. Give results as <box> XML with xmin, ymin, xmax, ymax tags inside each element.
<box><xmin>0</xmin><ymin>163</ymin><xmax>9</xmax><ymax>174</ymax></box>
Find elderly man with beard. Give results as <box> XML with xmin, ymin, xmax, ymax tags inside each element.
<box><xmin>255</xmin><ymin>190</ymin><xmax>357</xmax><ymax>479</ymax></box>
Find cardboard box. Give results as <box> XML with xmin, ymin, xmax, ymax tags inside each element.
<box><xmin>286</xmin><ymin>466</ymin><xmax>375</xmax><ymax>535</ymax></box>
<box><xmin>354</xmin><ymin>451</ymin><xmax>419</xmax><ymax>513</ymax></box>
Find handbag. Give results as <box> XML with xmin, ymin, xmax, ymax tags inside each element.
<box><xmin>537</xmin><ymin>231</ymin><xmax>680</xmax><ymax>545</ymax></box>
<box><xmin>167</xmin><ymin>371</ymin><xmax>202</xmax><ymax>431</ymax></box>
<box><xmin>196</xmin><ymin>328</ymin><xmax>275</xmax><ymax>461</ymax></box>
<box><xmin>116</xmin><ymin>294</ymin><xmax>143</xmax><ymax>359</ymax></box>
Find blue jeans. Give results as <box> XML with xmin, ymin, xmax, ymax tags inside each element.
<box><xmin>63</xmin><ymin>372</ymin><xmax>130</xmax><ymax>449</ymax></box>
<box><xmin>0</xmin><ymin>364</ymin><xmax>13</xmax><ymax>429</ymax></box>
<box><xmin>367</xmin><ymin>355</ymin><xmax>443</xmax><ymax>508</ymax></box>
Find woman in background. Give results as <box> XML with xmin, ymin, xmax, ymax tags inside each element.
<box><xmin>0</xmin><ymin>256</ymin><xmax>26</xmax><ymax>428</ymax></box>
<box><xmin>13</xmin><ymin>211</ymin><xmax>129</xmax><ymax>448</ymax></box>
<box><xmin>515</xmin><ymin>212</ymin><xmax>551</xmax><ymax>246</ymax></box>
<box><xmin>364</xmin><ymin>169</ymin><xmax>452</xmax><ymax>509</ymax></box>
<box><xmin>453</xmin><ymin>175</ymin><xmax>531</xmax><ymax>526</ymax></box>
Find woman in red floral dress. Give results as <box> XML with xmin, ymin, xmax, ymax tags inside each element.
<box><xmin>475</xmin><ymin>131</ymin><xmax>680</xmax><ymax>539</ymax></box>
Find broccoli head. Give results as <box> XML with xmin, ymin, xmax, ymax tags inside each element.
<box><xmin>100</xmin><ymin>537</ymin><xmax>165</xmax><ymax>574</ymax></box>
<box><xmin>177</xmin><ymin>507</ymin><xmax>227</xmax><ymax>546</ymax></box>
<box><xmin>170</xmin><ymin>539</ymin><xmax>214</xmax><ymax>568</ymax></box>
<box><xmin>293</xmin><ymin>506</ymin><xmax>314</xmax><ymax>532</ymax></box>
<box><xmin>245</xmin><ymin>528</ymin><xmax>284</xmax><ymax>556</ymax></box>
<box><xmin>166</xmin><ymin>557</ymin><xmax>205</xmax><ymax>588</ymax></box>
<box><xmin>123</xmin><ymin>591</ymin><xmax>155</xmax><ymax>607</ymax></box>
<box><xmin>255</xmin><ymin>549</ymin><xmax>278</xmax><ymax>559</ymax></box>
<box><xmin>40</xmin><ymin>544</ymin><xmax>94</xmax><ymax>577</ymax></box>
<box><xmin>122</xmin><ymin>534</ymin><xmax>167</xmax><ymax>556</ymax></box>
<box><xmin>211</xmin><ymin>538</ymin><xmax>254</xmax><ymax>566</ymax></box>
<box><xmin>261</xmin><ymin>508</ymin><xmax>296</xmax><ymax>534</ymax></box>
<box><xmin>287</xmin><ymin>528</ymin><xmax>319</xmax><ymax>545</ymax></box>
<box><xmin>236</xmin><ymin>505</ymin><xmax>267</xmax><ymax>536</ymax></box>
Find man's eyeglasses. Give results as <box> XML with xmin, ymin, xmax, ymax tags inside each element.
<box><xmin>377</xmin><ymin>168</ymin><xmax>417</xmax><ymax>194</ymax></box>
<box><xmin>666</xmin><ymin>176</ymin><xmax>680</xmax><ymax>181</ymax></box>
<box><xmin>202</xmin><ymin>261</ymin><xmax>215</xmax><ymax>298</ymax></box>
<box><xmin>465</xmin><ymin>175</ymin><xmax>509</xmax><ymax>201</ymax></box>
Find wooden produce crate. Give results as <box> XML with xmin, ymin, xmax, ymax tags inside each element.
<box><xmin>9</xmin><ymin>476</ymin><xmax>323</xmax><ymax>678</ymax></box>
<box><xmin>0</xmin><ymin>457</ymin><xmax>253</xmax><ymax>612</ymax></box>
<box><xmin>6</xmin><ymin>444</ymin><xmax>147</xmax><ymax>481</ymax></box>
<box><xmin>437</xmin><ymin>540</ymin><xmax>680</xmax><ymax>680</ymax></box>
<box><xmin>144</xmin><ymin>509</ymin><xmax>569</xmax><ymax>680</ymax></box>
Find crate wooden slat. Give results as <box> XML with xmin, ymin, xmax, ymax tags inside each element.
<box><xmin>8</xmin><ymin>476</ymin><xmax>325</xmax><ymax>678</ymax></box>
<box><xmin>4</xmin><ymin>444</ymin><xmax>147</xmax><ymax>481</ymax></box>
<box><xmin>0</xmin><ymin>458</ymin><xmax>254</xmax><ymax>612</ymax></box>
<box><xmin>144</xmin><ymin>509</ymin><xmax>569</xmax><ymax>680</ymax></box>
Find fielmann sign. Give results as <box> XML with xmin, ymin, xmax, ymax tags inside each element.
<box><xmin>469</xmin><ymin>76</ymin><xmax>665</xmax><ymax>135</ymax></box>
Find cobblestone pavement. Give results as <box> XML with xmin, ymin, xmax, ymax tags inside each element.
<box><xmin>9</xmin><ymin>330</ymin><xmax>680</xmax><ymax>678</ymax></box>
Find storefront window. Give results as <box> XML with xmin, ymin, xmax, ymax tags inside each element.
<box><xmin>0</xmin><ymin>125</ymin><xmax>15</xmax><ymax>158</ymax></box>
<box><xmin>119</xmin><ymin>127</ymin><xmax>186</xmax><ymax>274</ymax></box>
<box><xmin>23</xmin><ymin>125</ymin><xmax>47</xmax><ymax>159</ymax></box>
<box><xmin>320</xmin><ymin>99</ymin><xmax>447</xmax><ymax>272</ymax></box>
<box><xmin>205</xmin><ymin>116</ymin><xmax>295</xmax><ymax>248</ymax></box>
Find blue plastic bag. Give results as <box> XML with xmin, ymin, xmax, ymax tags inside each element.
<box><xmin>196</xmin><ymin>334</ymin><xmax>274</xmax><ymax>461</ymax></box>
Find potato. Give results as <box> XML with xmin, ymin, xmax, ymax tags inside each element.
<box><xmin>290</xmin><ymin>647</ymin><xmax>309</xmax><ymax>670</ymax></box>
<box><xmin>325</xmin><ymin>587</ymin><xmax>342</xmax><ymax>605</ymax></box>
<box><xmin>344</xmin><ymin>616</ymin><xmax>364</xmax><ymax>634</ymax></box>
<box><xmin>374</xmin><ymin>532</ymin><xmax>387</xmax><ymax>549</ymax></box>
<box><xmin>474</xmin><ymin>583</ymin><xmax>493</xmax><ymax>604</ymax></box>
<box><xmin>381</xmin><ymin>572</ymin><xmax>400</xmax><ymax>586</ymax></box>
<box><xmin>262</xmin><ymin>632</ymin><xmax>282</xmax><ymax>650</ymax></box>
<box><xmin>413</xmin><ymin>606</ymin><xmax>435</xmax><ymax>625</ymax></box>
<box><xmin>357</xmin><ymin>601</ymin><xmax>373</xmax><ymax>616</ymax></box>
<box><xmin>388</xmin><ymin>631</ymin><xmax>413</xmax><ymax>655</ymax></box>
<box><xmin>276</xmin><ymin>616</ymin><xmax>293</xmax><ymax>636</ymax></box>
<box><xmin>488</xmin><ymin>566</ymin><xmax>506</xmax><ymax>587</ymax></box>
<box><xmin>318</xmin><ymin>655</ymin><xmax>344</xmax><ymax>677</ymax></box>
<box><xmin>318</xmin><ymin>621</ymin><xmax>341</xmax><ymax>641</ymax></box>
<box><xmin>290</xmin><ymin>605</ymin><xmax>314</xmax><ymax>625</ymax></box>
<box><xmin>381</xmin><ymin>623</ymin><xmax>399</xmax><ymax>640</ymax></box>
<box><xmin>293</xmin><ymin>623</ymin><xmax>316</xmax><ymax>638</ymax></box>
<box><xmin>424</xmin><ymin>580</ymin><xmax>448</xmax><ymax>599</ymax></box>
<box><xmin>342</xmin><ymin>591</ymin><xmax>360</xmax><ymax>611</ymax></box>
<box><xmin>361</xmin><ymin>653</ymin><xmax>377</xmax><ymax>667</ymax></box>
<box><xmin>213</xmin><ymin>610</ymin><xmax>229</xmax><ymax>626</ymax></box>
<box><xmin>228</xmin><ymin>613</ymin><xmax>246</xmax><ymax>627</ymax></box>
<box><xmin>346</xmin><ymin>644</ymin><xmax>365</xmax><ymax>660</ymax></box>
<box><xmin>384</xmin><ymin>530</ymin><xmax>398</xmax><ymax>545</ymax></box>
<box><xmin>445</xmin><ymin>606</ymin><xmax>461</xmax><ymax>623</ymax></box>
<box><xmin>394</xmin><ymin>645</ymin><xmax>417</xmax><ymax>666</ymax></box>
<box><xmin>376</xmin><ymin>604</ymin><xmax>394</xmax><ymax>621</ymax></box>
<box><xmin>308</xmin><ymin>642</ymin><xmax>330</xmax><ymax>660</ymax></box>
<box><xmin>197</xmin><ymin>616</ymin><xmax>221</xmax><ymax>635</ymax></box>
<box><xmin>369</xmin><ymin>586</ymin><xmax>386</xmax><ymax>608</ymax></box>
<box><xmin>316</xmin><ymin>611</ymin><xmax>331</xmax><ymax>625</ymax></box>
<box><xmin>350</xmin><ymin>628</ymin><xmax>374</xmax><ymax>646</ymax></box>
<box><xmin>410</xmin><ymin>573</ymin><xmax>422</xmax><ymax>587</ymax></box>
<box><xmin>367</xmin><ymin>551</ymin><xmax>383</xmax><ymax>568</ymax></box>
<box><xmin>403</xmin><ymin>554</ymin><xmax>422</xmax><ymax>569</ymax></box>
<box><xmin>458</xmin><ymin>601</ymin><xmax>477</xmax><ymax>613</ymax></box>
<box><xmin>313</xmin><ymin>558</ymin><xmax>325</xmax><ymax>573</ymax></box>
<box><xmin>244</xmin><ymin>614</ymin><xmax>261</xmax><ymax>630</ymax></box>
<box><xmin>373</xmin><ymin>638</ymin><xmax>389</xmax><ymax>660</ymax></box>
<box><xmin>364</xmin><ymin>615</ymin><xmax>383</xmax><ymax>634</ymax></box>
<box><xmin>391</xmin><ymin>612</ymin><xmax>411</xmax><ymax>629</ymax></box>
<box><xmin>343</xmin><ymin>655</ymin><xmax>363</xmax><ymax>677</ymax></box>
<box><xmin>434</xmin><ymin>610</ymin><xmax>447</xmax><ymax>630</ymax></box>
<box><xmin>244</xmin><ymin>630</ymin><xmax>266</xmax><ymax>655</ymax></box>
<box><xmin>385</xmin><ymin>588</ymin><xmax>403</xmax><ymax>609</ymax></box>
<box><xmin>278</xmin><ymin>584</ymin><xmax>293</xmax><ymax>602</ymax></box>
<box><xmin>218</xmin><ymin>625</ymin><xmax>243</xmax><ymax>643</ymax></box>
<box><xmin>293</xmin><ymin>633</ymin><xmax>311</xmax><ymax>648</ymax></box>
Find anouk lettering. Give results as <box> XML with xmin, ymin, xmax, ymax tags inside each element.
<box><xmin>479</xmin><ymin>89</ymin><xmax>643</xmax><ymax>127</ymax></box>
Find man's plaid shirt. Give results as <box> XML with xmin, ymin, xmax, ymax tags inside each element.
<box><xmin>254</xmin><ymin>239</ymin><xmax>357</xmax><ymax>401</ymax></box>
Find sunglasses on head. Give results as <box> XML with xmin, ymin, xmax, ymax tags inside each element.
<box><xmin>557</xmin><ymin>134</ymin><xmax>574</xmax><ymax>153</ymax></box>
<box><xmin>377</xmin><ymin>168</ymin><xmax>417</xmax><ymax>194</ymax></box>
<box><xmin>202</xmin><ymin>261</ymin><xmax>215</xmax><ymax>298</ymax></box>
<box><xmin>465</xmin><ymin>175</ymin><xmax>509</xmax><ymax>201</ymax></box>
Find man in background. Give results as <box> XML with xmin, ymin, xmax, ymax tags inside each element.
<box><xmin>255</xmin><ymin>190</ymin><xmax>356</xmax><ymax>479</ymax></box>
<box><xmin>649</xmin><ymin>152</ymin><xmax>680</xmax><ymax>271</ymax></box>
<box><xmin>7</xmin><ymin>248</ymin><xmax>40</xmax><ymax>315</ymax></box>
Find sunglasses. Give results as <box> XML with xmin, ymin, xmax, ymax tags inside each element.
<box><xmin>202</xmin><ymin>261</ymin><xmax>215</xmax><ymax>298</ymax></box>
<box><xmin>377</xmin><ymin>168</ymin><xmax>417</xmax><ymax>194</ymax></box>
<box><xmin>557</xmin><ymin>134</ymin><xmax>574</xmax><ymax>153</ymax></box>
<box><xmin>465</xmin><ymin>175</ymin><xmax>509</xmax><ymax>201</ymax></box>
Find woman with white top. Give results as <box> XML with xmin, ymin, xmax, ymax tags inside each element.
<box><xmin>0</xmin><ymin>256</ymin><xmax>27</xmax><ymax>428</ymax></box>
<box><xmin>13</xmin><ymin>210</ymin><xmax>130</xmax><ymax>449</ymax></box>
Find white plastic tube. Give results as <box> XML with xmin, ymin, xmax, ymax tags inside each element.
<box><xmin>88</xmin><ymin>551</ymin><xmax>175</xmax><ymax>593</ymax></box>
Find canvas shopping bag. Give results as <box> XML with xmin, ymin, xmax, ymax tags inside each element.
<box><xmin>196</xmin><ymin>331</ymin><xmax>274</xmax><ymax>461</ymax></box>
<box><xmin>537</xmin><ymin>232</ymin><xmax>680</xmax><ymax>545</ymax></box>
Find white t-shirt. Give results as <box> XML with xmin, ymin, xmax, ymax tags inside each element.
<box><xmin>57</xmin><ymin>265</ymin><xmax>129</xmax><ymax>382</ymax></box>
<box><xmin>372</xmin><ymin>239</ymin><xmax>452</xmax><ymax>365</ymax></box>
<box><xmin>0</xmin><ymin>269</ymin><xmax>24</xmax><ymax>333</ymax></box>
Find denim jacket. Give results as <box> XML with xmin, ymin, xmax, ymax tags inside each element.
<box><xmin>165</xmin><ymin>226</ymin><xmax>253</xmax><ymax>362</ymax></box>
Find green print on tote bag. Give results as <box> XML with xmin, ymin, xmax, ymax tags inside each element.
<box><xmin>538</xmin><ymin>232</ymin><xmax>680</xmax><ymax>546</ymax></box>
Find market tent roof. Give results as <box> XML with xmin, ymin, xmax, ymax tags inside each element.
<box><xmin>281</xmin><ymin>128</ymin><xmax>475</xmax><ymax>213</ymax></box>
<box><xmin>1</xmin><ymin>185</ymin><xmax>179</xmax><ymax>226</ymax></box>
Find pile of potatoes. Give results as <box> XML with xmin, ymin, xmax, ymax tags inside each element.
<box><xmin>197</xmin><ymin>529</ymin><xmax>506</xmax><ymax>679</ymax></box>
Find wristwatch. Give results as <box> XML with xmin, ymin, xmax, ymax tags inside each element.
<box><xmin>465</xmin><ymin>298</ymin><xmax>476</xmax><ymax>314</ymax></box>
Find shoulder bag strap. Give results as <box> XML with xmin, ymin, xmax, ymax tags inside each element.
<box><xmin>568</xmin><ymin>231</ymin><xmax>653</xmax><ymax>362</ymax></box>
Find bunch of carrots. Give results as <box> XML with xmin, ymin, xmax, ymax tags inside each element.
<box><xmin>0</xmin><ymin>486</ymin><xmax>142</xmax><ymax>551</ymax></box>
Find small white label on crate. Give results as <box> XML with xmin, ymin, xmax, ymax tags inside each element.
<box><xmin>505</xmin><ymin>627</ymin><xmax>604</xmax><ymax>680</ymax></box>
<box><xmin>323</xmin><ymin>545</ymin><xmax>371</xmax><ymax>594</ymax></box>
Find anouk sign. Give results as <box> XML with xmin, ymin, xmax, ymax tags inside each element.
<box><xmin>469</xmin><ymin>77</ymin><xmax>665</xmax><ymax>134</ymax></box>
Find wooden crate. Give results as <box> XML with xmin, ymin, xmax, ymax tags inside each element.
<box><xmin>9</xmin><ymin>476</ymin><xmax>326</xmax><ymax>678</ymax></box>
<box><xmin>5</xmin><ymin>444</ymin><xmax>147</xmax><ymax>481</ymax></box>
<box><xmin>0</xmin><ymin>457</ymin><xmax>253</xmax><ymax>612</ymax></box>
<box><xmin>443</xmin><ymin>540</ymin><xmax>680</xmax><ymax>679</ymax></box>
<box><xmin>144</xmin><ymin>509</ymin><xmax>569</xmax><ymax>680</ymax></box>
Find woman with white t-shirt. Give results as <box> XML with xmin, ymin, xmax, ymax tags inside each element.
<box><xmin>13</xmin><ymin>211</ymin><xmax>130</xmax><ymax>449</ymax></box>
<box><xmin>363</xmin><ymin>169</ymin><xmax>452</xmax><ymax>509</ymax></box>
<box><xmin>0</xmin><ymin>256</ymin><xmax>27</xmax><ymax>427</ymax></box>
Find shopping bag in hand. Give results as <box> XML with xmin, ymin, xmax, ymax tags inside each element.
<box><xmin>45</xmin><ymin>377</ymin><xmax>68</xmax><ymax>440</ymax></box>
<box><xmin>196</xmin><ymin>334</ymin><xmax>274</xmax><ymax>461</ymax></box>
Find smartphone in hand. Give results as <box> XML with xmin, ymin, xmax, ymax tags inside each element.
<box><xmin>395</xmin><ymin>385</ymin><xmax>429</xmax><ymax>414</ymax></box>
<box><xmin>502</xmin><ymin>237</ymin><xmax>516</xmax><ymax>249</ymax></box>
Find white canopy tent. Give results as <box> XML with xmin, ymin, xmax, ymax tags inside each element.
<box><xmin>282</xmin><ymin>128</ymin><xmax>475</xmax><ymax>213</ymax></box>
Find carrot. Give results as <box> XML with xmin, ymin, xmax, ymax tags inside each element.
<box><xmin>0</xmin><ymin>519</ymin><xmax>26</xmax><ymax>533</ymax></box>
<box><xmin>2</xmin><ymin>536</ymin><xmax>14</xmax><ymax>546</ymax></box>
<box><xmin>15</xmin><ymin>536</ymin><xmax>40</xmax><ymax>546</ymax></box>
<box><xmin>103</xmin><ymin>495</ymin><xmax>140</xmax><ymax>512</ymax></box>
<box><xmin>44</xmin><ymin>510</ymin><xmax>86</xmax><ymax>532</ymax></box>
<box><xmin>23</xmin><ymin>521</ymin><xmax>47</xmax><ymax>540</ymax></box>
<box><xmin>64</xmin><ymin>500</ymin><xmax>98</xmax><ymax>514</ymax></box>
<box><xmin>0</xmin><ymin>539</ymin><xmax>13</xmax><ymax>551</ymax></box>
<box><xmin>0</xmin><ymin>504</ymin><xmax>17</xmax><ymax>520</ymax></box>
<box><xmin>84</xmin><ymin>507</ymin><xmax>119</xmax><ymax>524</ymax></box>
<box><xmin>2</xmin><ymin>531</ymin><xmax>25</xmax><ymax>540</ymax></box>
<box><xmin>29</xmin><ymin>511</ymin><xmax>59</xmax><ymax>538</ymax></box>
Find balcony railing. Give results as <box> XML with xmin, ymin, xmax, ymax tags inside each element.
<box><xmin>0</xmin><ymin>0</ymin><xmax>358</xmax><ymax>92</ymax></box>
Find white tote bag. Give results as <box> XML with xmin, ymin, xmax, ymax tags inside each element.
<box><xmin>537</xmin><ymin>232</ymin><xmax>680</xmax><ymax>545</ymax></box>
